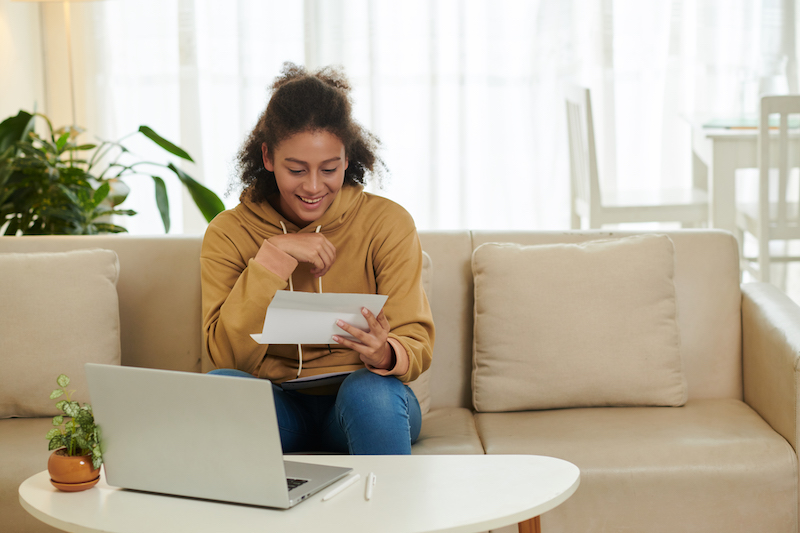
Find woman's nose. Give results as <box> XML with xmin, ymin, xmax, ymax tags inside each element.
<box><xmin>303</xmin><ymin>172</ymin><xmax>324</xmax><ymax>194</ymax></box>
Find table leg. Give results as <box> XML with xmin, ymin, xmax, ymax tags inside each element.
<box><xmin>710</xmin><ymin>143</ymin><xmax>738</xmax><ymax>235</ymax></box>
<box><xmin>692</xmin><ymin>149</ymin><xmax>708</xmax><ymax>192</ymax></box>
<box><xmin>518</xmin><ymin>516</ymin><xmax>541</xmax><ymax>533</ymax></box>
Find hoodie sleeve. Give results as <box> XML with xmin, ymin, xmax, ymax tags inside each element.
<box><xmin>201</xmin><ymin>220</ymin><xmax>290</xmax><ymax>374</ymax></box>
<box><xmin>371</xmin><ymin>211</ymin><xmax>435</xmax><ymax>383</ymax></box>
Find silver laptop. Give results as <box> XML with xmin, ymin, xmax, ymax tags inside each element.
<box><xmin>84</xmin><ymin>363</ymin><xmax>351</xmax><ymax>509</ymax></box>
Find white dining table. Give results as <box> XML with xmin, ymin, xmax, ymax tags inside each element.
<box><xmin>691</xmin><ymin>123</ymin><xmax>800</xmax><ymax>235</ymax></box>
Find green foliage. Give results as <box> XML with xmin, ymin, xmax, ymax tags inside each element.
<box><xmin>46</xmin><ymin>374</ymin><xmax>103</xmax><ymax>469</ymax></box>
<box><xmin>0</xmin><ymin>110</ymin><xmax>225</xmax><ymax>235</ymax></box>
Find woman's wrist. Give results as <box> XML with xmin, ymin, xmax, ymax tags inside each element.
<box><xmin>254</xmin><ymin>239</ymin><xmax>298</xmax><ymax>280</ymax></box>
<box><xmin>379</xmin><ymin>342</ymin><xmax>396</xmax><ymax>370</ymax></box>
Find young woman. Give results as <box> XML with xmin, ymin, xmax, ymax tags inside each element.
<box><xmin>200</xmin><ymin>63</ymin><xmax>434</xmax><ymax>455</ymax></box>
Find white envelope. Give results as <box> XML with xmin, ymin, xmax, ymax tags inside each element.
<box><xmin>250</xmin><ymin>290</ymin><xmax>389</xmax><ymax>344</ymax></box>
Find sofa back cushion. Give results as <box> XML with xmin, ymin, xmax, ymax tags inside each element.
<box><xmin>418</xmin><ymin>230</ymin><xmax>742</xmax><ymax>410</ymax></box>
<box><xmin>0</xmin><ymin>249</ymin><xmax>121</xmax><ymax>418</ymax></box>
<box><xmin>0</xmin><ymin>236</ymin><xmax>205</xmax><ymax>375</ymax></box>
<box><xmin>471</xmin><ymin>235</ymin><xmax>688</xmax><ymax>412</ymax></box>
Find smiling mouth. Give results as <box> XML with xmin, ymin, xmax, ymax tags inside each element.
<box><xmin>298</xmin><ymin>196</ymin><xmax>324</xmax><ymax>204</ymax></box>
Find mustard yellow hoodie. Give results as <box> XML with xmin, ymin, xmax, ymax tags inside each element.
<box><xmin>200</xmin><ymin>185</ymin><xmax>434</xmax><ymax>385</ymax></box>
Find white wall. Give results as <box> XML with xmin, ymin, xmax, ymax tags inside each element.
<box><xmin>0</xmin><ymin>0</ymin><xmax>46</xmax><ymax>120</ymax></box>
<box><xmin>0</xmin><ymin>0</ymin><xmax>99</xmax><ymax>130</ymax></box>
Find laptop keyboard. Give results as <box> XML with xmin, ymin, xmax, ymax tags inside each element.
<box><xmin>287</xmin><ymin>478</ymin><xmax>308</xmax><ymax>491</ymax></box>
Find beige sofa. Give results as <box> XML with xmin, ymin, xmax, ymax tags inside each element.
<box><xmin>2</xmin><ymin>229</ymin><xmax>799</xmax><ymax>533</ymax></box>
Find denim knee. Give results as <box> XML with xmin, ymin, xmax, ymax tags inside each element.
<box><xmin>334</xmin><ymin>368</ymin><xmax>422</xmax><ymax>454</ymax></box>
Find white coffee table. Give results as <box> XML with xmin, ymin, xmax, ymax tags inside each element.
<box><xmin>20</xmin><ymin>454</ymin><xmax>579</xmax><ymax>533</ymax></box>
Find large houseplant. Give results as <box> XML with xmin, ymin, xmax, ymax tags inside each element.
<box><xmin>0</xmin><ymin>110</ymin><xmax>224</xmax><ymax>235</ymax></box>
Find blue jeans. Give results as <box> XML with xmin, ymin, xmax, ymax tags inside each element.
<box><xmin>207</xmin><ymin>368</ymin><xmax>422</xmax><ymax>455</ymax></box>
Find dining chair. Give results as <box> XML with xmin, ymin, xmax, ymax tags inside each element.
<box><xmin>565</xmin><ymin>85</ymin><xmax>709</xmax><ymax>229</ymax></box>
<box><xmin>736</xmin><ymin>95</ymin><xmax>800</xmax><ymax>284</ymax></box>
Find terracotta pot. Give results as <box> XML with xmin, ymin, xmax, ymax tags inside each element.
<box><xmin>47</xmin><ymin>449</ymin><xmax>100</xmax><ymax>492</ymax></box>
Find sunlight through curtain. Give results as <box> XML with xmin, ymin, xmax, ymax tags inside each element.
<box><xmin>60</xmin><ymin>0</ymin><xmax>799</xmax><ymax>233</ymax></box>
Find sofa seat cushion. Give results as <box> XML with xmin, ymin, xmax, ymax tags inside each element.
<box><xmin>475</xmin><ymin>399</ymin><xmax>797</xmax><ymax>533</ymax></box>
<box><xmin>412</xmin><ymin>407</ymin><xmax>484</xmax><ymax>455</ymax></box>
<box><xmin>0</xmin><ymin>418</ymin><xmax>62</xmax><ymax>533</ymax></box>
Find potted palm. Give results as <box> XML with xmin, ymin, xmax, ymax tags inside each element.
<box><xmin>46</xmin><ymin>374</ymin><xmax>102</xmax><ymax>492</ymax></box>
<box><xmin>0</xmin><ymin>110</ymin><xmax>224</xmax><ymax>235</ymax></box>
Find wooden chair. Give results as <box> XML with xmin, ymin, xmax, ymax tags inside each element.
<box><xmin>565</xmin><ymin>85</ymin><xmax>709</xmax><ymax>229</ymax></box>
<box><xmin>736</xmin><ymin>95</ymin><xmax>800</xmax><ymax>283</ymax></box>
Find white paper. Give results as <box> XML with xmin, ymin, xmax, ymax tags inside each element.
<box><xmin>250</xmin><ymin>291</ymin><xmax>388</xmax><ymax>344</ymax></box>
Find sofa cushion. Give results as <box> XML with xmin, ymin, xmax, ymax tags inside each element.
<box><xmin>0</xmin><ymin>418</ymin><xmax>61</xmax><ymax>532</ymax></box>
<box><xmin>471</xmin><ymin>234</ymin><xmax>687</xmax><ymax>412</ymax></box>
<box><xmin>412</xmin><ymin>407</ymin><xmax>485</xmax><ymax>455</ymax></box>
<box><xmin>407</xmin><ymin>251</ymin><xmax>433</xmax><ymax>415</ymax></box>
<box><xmin>0</xmin><ymin>249</ymin><xmax>121</xmax><ymax>418</ymax></box>
<box><xmin>475</xmin><ymin>399</ymin><xmax>797</xmax><ymax>532</ymax></box>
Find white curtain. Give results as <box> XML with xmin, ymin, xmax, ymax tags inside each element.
<box><xmin>55</xmin><ymin>0</ymin><xmax>800</xmax><ymax>233</ymax></box>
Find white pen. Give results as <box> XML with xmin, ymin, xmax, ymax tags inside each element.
<box><xmin>322</xmin><ymin>474</ymin><xmax>361</xmax><ymax>501</ymax></box>
<box><xmin>365</xmin><ymin>472</ymin><xmax>376</xmax><ymax>501</ymax></box>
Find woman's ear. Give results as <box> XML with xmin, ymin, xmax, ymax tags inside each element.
<box><xmin>344</xmin><ymin>157</ymin><xmax>349</xmax><ymax>171</ymax></box>
<box><xmin>261</xmin><ymin>142</ymin><xmax>274</xmax><ymax>172</ymax></box>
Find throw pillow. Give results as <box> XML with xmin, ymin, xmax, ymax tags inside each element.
<box><xmin>0</xmin><ymin>249</ymin><xmax>121</xmax><ymax>418</ymax></box>
<box><xmin>471</xmin><ymin>234</ymin><xmax>687</xmax><ymax>412</ymax></box>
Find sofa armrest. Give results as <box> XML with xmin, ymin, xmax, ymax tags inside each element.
<box><xmin>742</xmin><ymin>282</ymin><xmax>800</xmax><ymax>452</ymax></box>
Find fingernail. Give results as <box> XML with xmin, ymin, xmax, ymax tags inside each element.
<box><xmin>362</xmin><ymin>308</ymin><xmax>369</xmax><ymax>316</ymax></box>
<box><xmin>332</xmin><ymin>335</ymin><xmax>340</xmax><ymax>342</ymax></box>
<box><xmin>336</xmin><ymin>320</ymin><xmax>344</xmax><ymax>327</ymax></box>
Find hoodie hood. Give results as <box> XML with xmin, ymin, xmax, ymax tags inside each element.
<box><xmin>238</xmin><ymin>184</ymin><xmax>364</xmax><ymax>237</ymax></box>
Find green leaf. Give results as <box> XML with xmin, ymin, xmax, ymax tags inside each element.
<box><xmin>50</xmin><ymin>389</ymin><xmax>65</xmax><ymax>400</ymax></box>
<box><xmin>55</xmin><ymin>132</ymin><xmax>70</xmax><ymax>152</ymax></box>
<box><xmin>107</xmin><ymin>178</ymin><xmax>130</xmax><ymax>207</ymax></box>
<box><xmin>0</xmin><ymin>110</ymin><xmax>33</xmax><ymax>154</ymax></box>
<box><xmin>52</xmin><ymin>415</ymin><xmax>63</xmax><ymax>426</ymax></box>
<box><xmin>48</xmin><ymin>438</ymin><xmax>63</xmax><ymax>451</ymax></box>
<box><xmin>152</xmin><ymin>175</ymin><xmax>170</xmax><ymax>232</ymax></box>
<box><xmin>56</xmin><ymin>374</ymin><xmax>70</xmax><ymax>387</ymax></box>
<box><xmin>75</xmin><ymin>410</ymin><xmax>93</xmax><ymax>429</ymax></box>
<box><xmin>46</xmin><ymin>429</ymin><xmax>61</xmax><ymax>440</ymax></box>
<box><xmin>167</xmin><ymin>163</ymin><xmax>224</xmax><ymax>222</ymax></box>
<box><xmin>92</xmin><ymin>208</ymin><xmax>136</xmax><ymax>218</ymax></box>
<box><xmin>91</xmin><ymin>222</ymin><xmax>129</xmax><ymax>233</ymax></box>
<box><xmin>55</xmin><ymin>400</ymin><xmax>67</xmax><ymax>411</ymax></box>
<box><xmin>63</xmin><ymin>144</ymin><xmax>97</xmax><ymax>152</ymax></box>
<box><xmin>91</xmin><ymin>448</ymin><xmax>102</xmax><ymax>469</ymax></box>
<box><xmin>92</xmin><ymin>182</ymin><xmax>110</xmax><ymax>208</ymax></box>
<box><xmin>139</xmin><ymin>126</ymin><xmax>194</xmax><ymax>162</ymax></box>
<box><xmin>64</xmin><ymin>402</ymin><xmax>79</xmax><ymax>418</ymax></box>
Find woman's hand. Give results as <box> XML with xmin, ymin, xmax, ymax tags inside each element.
<box><xmin>266</xmin><ymin>233</ymin><xmax>337</xmax><ymax>277</ymax></box>
<box><xmin>333</xmin><ymin>308</ymin><xmax>395</xmax><ymax>370</ymax></box>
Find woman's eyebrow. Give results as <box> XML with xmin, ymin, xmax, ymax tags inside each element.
<box><xmin>284</xmin><ymin>157</ymin><xmax>342</xmax><ymax>165</ymax></box>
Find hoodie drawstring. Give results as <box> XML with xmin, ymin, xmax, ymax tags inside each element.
<box><xmin>279</xmin><ymin>221</ymin><xmax>323</xmax><ymax>377</ymax></box>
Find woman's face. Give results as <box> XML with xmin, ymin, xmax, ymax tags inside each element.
<box><xmin>262</xmin><ymin>130</ymin><xmax>348</xmax><ymax>228</ymax></box>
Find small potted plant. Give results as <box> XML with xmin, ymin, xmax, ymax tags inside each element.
<box><xmin>45</xmin><ymin>374</ymin><xmax>103</xmax><ymax>492</ymax></box>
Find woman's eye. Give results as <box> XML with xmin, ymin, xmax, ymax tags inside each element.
<box><xmin>288</xmin><ymin>169</ymin><xmax>304</xmax><ymax>175</ymax></box>
<box><xmin>322</xmin><ymin>168</ymin><xmax>337</xmax><ymax>174</ymax></box>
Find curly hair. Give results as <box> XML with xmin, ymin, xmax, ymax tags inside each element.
<box><xmin>236</xmin><ymin>62</ymin><xmax>384</xmax><ymax>203</ymax></box>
